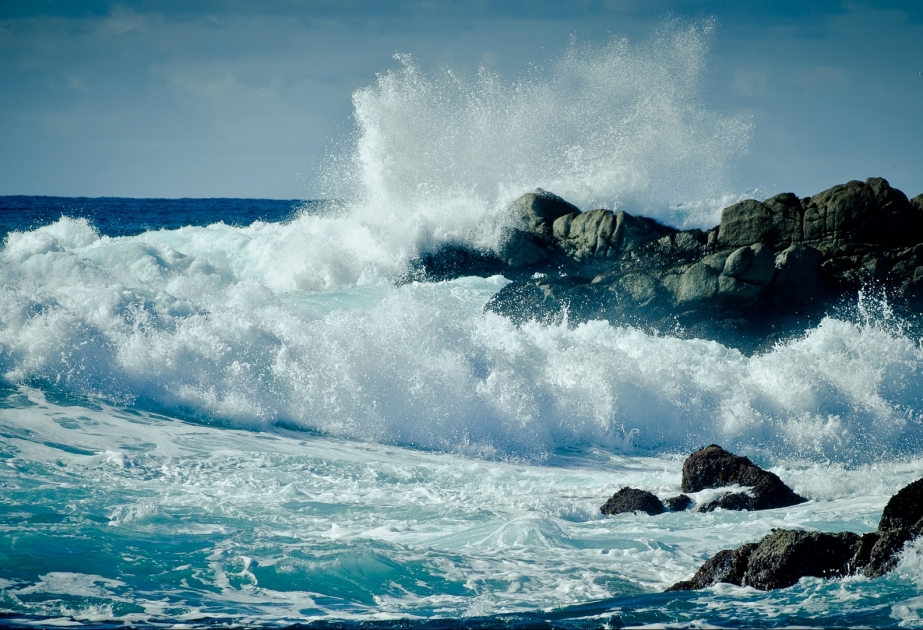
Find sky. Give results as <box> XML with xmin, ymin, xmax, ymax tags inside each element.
<box><xmin>1</xmin><ymin>1</ymin><xmax>921</xmax><ymax>201</ymax></box>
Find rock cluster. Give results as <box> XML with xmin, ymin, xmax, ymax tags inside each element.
<box><xmin>410</xmin><ymin>178</ymin><xmax>923</xmax><ymax>351</ymax></box>
<box><xmin>682</xmin><ymin>445</ymin><xmax>806</xmax><ymax>511</ymax></box>
<box><xmin>668</xmin><ymin>476</ymin><xmax>923</xmax><ymax>592</ymax></box>
<box><xmin>600</xmin><ymin>445</ymin><xmax>804</xmax><ymax>516</ymax></box>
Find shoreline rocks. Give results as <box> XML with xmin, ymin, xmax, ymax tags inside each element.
<box><xmin>668</xmin><ymin>474</ymin><xmax>923</xmax><ymax>592</ymax></box>
<box><xmin>409</xmin><ymin>177</ymin><xmax>923</xmax><ymax>352</ymax></box>
<box><xmin>682</xmin><ymin>445</ymin><xmax>806</xmax><ymax>512</ymax></box>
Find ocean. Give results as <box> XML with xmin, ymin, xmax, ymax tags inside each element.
<box><xmin>3</xmin><ymin>24</ymin><xmax>923</xmax><ymax>628</ymax></box>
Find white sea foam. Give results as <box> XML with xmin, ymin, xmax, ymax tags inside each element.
<box><xmin>2</xmin><ymin>216</ymin><xmax>922</xmax><ymax>464</ymax></box>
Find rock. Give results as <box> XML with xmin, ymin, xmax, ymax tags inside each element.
<box><xmin>860</xmin><ymin>477</ymin><xmax>923</xmax><ymax>577</ymax></box>
<box><xmin>681</xmin><ymin>445</ymin><xmax>807</xmax><ymax>511</ymax></box>
<box><xmin>500</xmin><ymin>189</ymin><xmax>579</xmax><ymax>267</ymax></box>
<box><xmin>600</xmin><ymin>487</ymin><xmax>665</xmax><ymax>516</ymax></box>
<box><xmin>863</xmin><ymin>528</ymin><xmax>915</xmax><ymax>578</ymax></box>
<box><xmin>509</xmin><ymin>188</ymin><xmax>581</xmax><ymax>239</ymax></box>
<box><xmin>553</xmin><ymin>209</ymin><xmax>674</xmax><ymax>262</ymax></box>
<box><xmin>670</xmin><ymin>530</ymin><xmax>860</xmax><ymax>591</ymax></box>
<box><xmin>722</xmin><ymin>243</ymin><xmax>775</xmax><ymax>287</ymax></box>
<box><xmin>476</xmin><ymin>179</ymin><xmax>923</xmax><ymax>352</ymax></box>
<box><xmin>801</xmin><ymin>178</ymin><xmax>923</xmax><ymax>254</ymax></box>
<box><xmin>717</xmin><ymin>197</ymin><xmax>801</xmax><ymax>251</ymax></box>
<box><xmin>667</xmin><ymin>543</ymin><xmax>757</xmax><ymax>591</ymax></box>
<box><xmin>772</xmin><ymin>244</ymin><xmax>822</xmax><ymax>305</ymax></box>
<box><xmin>742</xmin><ymin>530</ymin><xmax>860</xmax><ymax>590</ymax></box>
<box><xmin>664</xmin><ymin>494</ymin><xmax>692</xmax><ymax>511</ymax></box>
<box><xmin>877</xmin><ymin>478</ymin><xmax>923</xmax><ymax>531</ymax></box>
<box><xmin>912</xmin><ymin>194</ymin><xmax>923</xmax><ymax>214</ymax></box>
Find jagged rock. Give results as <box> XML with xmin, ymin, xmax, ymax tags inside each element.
<box><xmin>860</xmin><ymin>477</ymin><xmax>923</xmax><ymax>577</ymax></box>
<box><xmin>682</xmin><ymin>445</ymin><xmax>807</xmax><ymax>511</ymax></box>
<box><xmin>500</xmin><ymin>189</ymin><xmax>578</xmax><ymax>267</ymax></box>
<box><xmin>801</xmin><ymin>178</ymin><xmax>923</xmax><ymax>254</ymax></box>
<box><xmin>553</xmin><ymin>209</ymin><xmax>675</xmax><ymax>262</ymax></box>
<box><xmin>664</xmin><ymin>494</ymin><xmax>692</xmax><ymax>511</ymax></box>
<box><xmin>743</xmin><ymin>530</ymin><xmax>860</xmax><ymax>590</ymax></box>
<box><xmin>771</xmin><ymin>244</ymin><xmax>823</xmax><ymax>305</ymax></box>
<box><xmin>913</xmin><ymin>194</ymin><xmax>923</xmax><ymax>214</ymax></box>
<box><xmin>668</xmin><ymin>477</ymin><xmax>923</xmax><ymax>592</ymax></box>
<box><xmin>667</xmin><ymin>543</ymin><xmax>757</xmax><ymax>591</ymax></box>
<box><xmin>717</xmin><ymin>197</ymin><xmax>802</xmax><ymax>251</ymax></box>
<box><xmin>669</xmin><ymin>530</ymin><xmax>860</xmax><ymax>591</ymax></box>
<box><xmin>600</xmin><ymin>487</ymin><xmax>665</xmax><ymax>516</ymax></box>
<box><xmin>877</xmin><ymin>478</ymin><xmax>923</xmax><ymax>531</ymax></box>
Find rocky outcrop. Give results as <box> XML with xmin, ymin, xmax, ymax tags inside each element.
<box><xmin>600</xmin><ymin>487</ymin><xmax>665</xmax><ymax>516</ymax></box>
<box><xmin>669</xmin><ymin>530</ymin><xmax>860</xmax><ymax>591</ymax></box>
<box><xmin>681</xmin><ymin>445</ymin><xmax>807</xmax><ymax>512</ymax></box>
<box><xmin>403</xmin><ymin>177</ymin><xmax>923</xmax><ymax>351</ymax></box>
<box><xmin>670</xmin><ymin>476</ymin><xmax>923</xmax><ymax>591</ymax></box>
<box><xmin>856</xmin><ymin>478</ymin><xmax>923</xmax><ymax>577</ymax></box>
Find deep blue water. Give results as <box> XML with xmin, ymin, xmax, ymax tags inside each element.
<box><xmin>0</xmin><ymin>196</ymin><xmax>308</xmax><ymax>239</ymax></box>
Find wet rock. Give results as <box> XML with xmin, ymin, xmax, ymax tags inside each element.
<box><xmin>670</xmin><ymin>530</ymin><xmax>860</xmax><ymax>591</ymax></box>
<box><xmin>667</xmin><ymin>543</ymin><xmax>757</xmax><ymax>591</ymax></box>
<box><xmin>664</xmin><ymin>494</ymin><xmax>692</xmax><ymax>511</ymax></box>
<box><xmin>877</xmin><ymin>478</ymin><xmax>923</xmax><ymax>531</ymax></box>
<box><xmin>553</xmin><ymin>209</ymin><xmax>674</xmax><ymax>262</ymax></box>
<box><xmin>801</xmin><ymin>178</ymin><xmax>923</xmax><ymax>254</ymax></box>
<box><xmin>861</xmin><ymin>477</ymin><xmax>923</xmax><ymax>577</ymax></box>
<box><xmin>717</xmin><ymin>197</ymin><xmax>802</xmax><ymax>251</ymax></box>
<box><xmin>772</xmin><ymin>244</ymin><xmax>822</xmax><ymax>305</ymax></box>
<box><xmin>682</xmin><ymin>445</ymin><xmax>807</xmax><ymax>511</ymax></box>
<box><xmin>743</xmin><ymin>530</ymin><xmax>860</xmax><ymax>590</ymax></box>
<box><xmin>600</xmin><ymin>487</ymin><xmax>665</xmax><ymax>516</ymax></box>
<box><xmin>500</xmin><ymin>189</ymin><xmax>578</xmax><ymax>267</ymax></box>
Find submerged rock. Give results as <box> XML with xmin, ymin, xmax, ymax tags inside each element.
<box><xmin>600</xmin><ymin>487</ymin><xmax>665</xmax><ymax>516</ymax></box>
<box><xmin>664</xmin><ymin>494</ymin><xmax>692</xmax><ymax>511</ymax></box>
<box><xmin>681</xmin><ymin>445</ymin><xmax>807</xmax><ymax>511</ymax></box>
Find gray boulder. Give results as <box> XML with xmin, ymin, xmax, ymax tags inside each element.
<box><xmin>500</xmin><ymin>189</ymin><xmax>579</xmax><ymax>267</ymax></box>
<box><xmin>553</xmin><ymin>209</ymin><xmax>674</xmax><ymax>262</ymax></box>
<box><xmin>717</xmin><ymin>196</ymin><xmax>802</xmax><ymax>251</ymax></box>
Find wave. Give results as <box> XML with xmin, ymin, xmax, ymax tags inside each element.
<box><xmin>1</xmin><ymin>22</ymin><xmax>919</xmax><ymax>464</ymax></box>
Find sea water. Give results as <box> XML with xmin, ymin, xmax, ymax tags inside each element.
<box><xmin>3</xmin><ymin>22</ymin><xmax>923</xmax><ymax>628</ymax></box>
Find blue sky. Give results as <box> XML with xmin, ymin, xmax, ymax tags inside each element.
<box><xmin>1</xmin><ymin>1</ymin><xmax>921</xmax><ymax>201</ymax></box>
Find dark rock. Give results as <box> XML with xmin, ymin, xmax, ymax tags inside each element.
<box><xmin>801</xmin><ymin>178</ymin><xmax>923</xmax><ymax>254</ymax></box>
<box><xmin>859</xmin><ymin>477</ymin><xmax>923</xmax><ymax>577</ymax></box>
<box><xmin>742</xmin><ymin>530</ymin><xmax>860</xmax><ymax>590</ymax></box>
<box><xmin>682</xmin><ymin>445</ymin><xmax>807</xmax><ymax>512</ymax></box>
<box><xmin>667</xmin><ymin>543</ymin><xmax>757</xmax><ymax>591</ymax></box>
<box><xmin>771</xmin><ymin>244</ymin><xmax>823</xmax><ymax>306</ymax></box>
<box><xmin>600</xmin><ymin>487</ymin><xmax>665</xmax><ymax>516</ymax></box>
<box><xmin>717</xmin><ymin>198</ymin><xmax>801</xmax><ymax>251</ymax></box>
<box><xmin>472</xmin><ymin>178</ymin><xmax>923</xmax><ymax>352</ymax></box>
<box><xmin>863</xmin><ymin>528</ymin><xmax>915</xmax><ymax>578</ymax></box>
<box><xmin>848</xmin><ymin>532</ymin><xmax>880</xmax><ymax>574</ymax></box>
<box><xmin>500</xmin><ymin>189</ymin><xmax>579</xmax><ymax>267</ymax></box>
<box><xmin>664</xmin><ymin>494</ymin><xmax>692</xmax><ymax>511</ymax></box>
<box><xmin>878</xmin><ymin>477</ymin><xmax>923</xmax><ymax>531</ymax></box>
<box><xmin>912</xmin><ymin>194</ymin><xmax>923</xmax><ymax>214</ymax></box>
<box><xmin>553</xmin><ymin>209</ymin><xmax>675</xmax><ymax>262</ymax></box>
